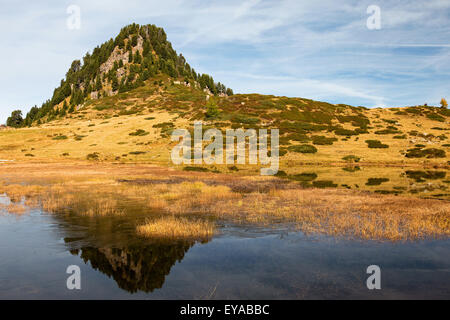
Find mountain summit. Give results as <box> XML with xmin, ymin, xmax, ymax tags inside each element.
<box><xmin>20</xmin><ymin>23</ymin><xmax>232</xmax><ymax>126</ymax></box>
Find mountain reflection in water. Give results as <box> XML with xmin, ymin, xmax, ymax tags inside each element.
<box><xmin>54</xmin><ymin>210</ymin><xmax>203</xmax><ymax>294</ymax></box>
<box><xmin>69</xmin><ymin>242</ymin><xmax>194</xmax><ymax>293</ymax></box>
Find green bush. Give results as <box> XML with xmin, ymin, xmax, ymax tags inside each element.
<box><xmin>52</xmin><ymin>135</ymin><xmax>68</xmax><ymax>140</ymax></box>
<box><xmin>312</xmin><ymin>135</ymin><xmax>337</xmax><ymax>145</ymax></box>
<box><xmin>87</xmin><ymin>152</ymin><xmax>99</xmax><ymax>160</ymax></box>
<box><xmin>427</xmin><ymin>113</ymin><xmax>445</xmax><ymax>122</ymax></box>
<box><xmin>183</xmin><ymin>166</ymin><xmax>208</xmax><ymax>172</ymax></box>
<box><xmin>153</xmin><ymin>122</ymin><xmax>175</xmax><ymax>137</ymax></box>
<box><xmin>342</xmin><ymin>155</ymin><xmax>361</xmax><ymax>162</ymax></box>
<box><xmin>290</xmin><ymin>172</ymin><xmax>318</xmax><ymax>181</ymax></box>
<box><xmin>405</xmin><ymin>148</ymin><xmax>446</xmax><ymax>158</ymax></box>
<box><xmin>334</xmin><ymin>128</ymin><xmax>359</xmax><ymax>136</ymax></box>
<box><xmin>129</xmin><ymin>129</ymin><xmax>149</xmax><ymax>136</ymax></box>
<box><xmin>342</xmin><ymin>166</ymin><xmax>360</xmax><ymax>172</ymax></box>
<box><xmin>94</xmin><ymin>104</ymin><xmax>113</xmax><ymax>111</ymax></box>
<box><xmin>205</xmin><ymin>100</ymin><xmax>220</xmax><ymax>119</ymax></box>
<box><xmin>74</xmin><ymin>135</ymin><xmax>86</xmax><ymax>141</ymax></box>
<box><xmin>375</xmin><ymin>128</ymin><xmax>401</xmax><ymax>135</ymax></box>
<box><xmin>366</xmin><ymin>178</ymin><xmax>389</xmax><ymax>186</ymax></box>
<box><xmin>313</xmin><ymin>180</ymin><xmax>338</xmax><ymax>188</ymax></box>
<box><xmin>288</xmin><ymin>144</ymin><xmax>318</xmax><ymax>154</ymax></box>
<box><xmin>365</xmin><ymin>140</ymin><xmax>388</xmax><ymax>148</ymax></box>
<box><xmin>405</xmin><ymin>170</ymin><xmax>446</xmax><ymax>182</ymax></box>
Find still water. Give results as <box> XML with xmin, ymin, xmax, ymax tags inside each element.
<box><xmin>0</xmin><ymin>195</ymin><xmax>449</xmax><ymax>299</ymax></box>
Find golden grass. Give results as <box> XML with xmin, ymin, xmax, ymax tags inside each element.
<box><xmin>0</xmin><ymin>97</ymin><xmax>448</xmax><ymax>168</ymax></box>
<box><xmin>0</xmin><ymin>163</ymin><xmax>448</xmax><ymax>240</ymax></box>
<box><xmin>136</xmin><ymin>216</ymin><xmax>215</xmax><ymax>241</ymax></box>
<box><xmin>0</xmin><ymin>203</ymin><xmax>28</xmax><ymax>215</ymax></box>
<box><xmin>209</xmin><ymin>188</ymin><xmax>450</xmax><ymax>241</ymax></box>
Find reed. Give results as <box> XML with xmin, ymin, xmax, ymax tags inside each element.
<box><xmin>136</xmin><ymin>216</ymin><xmax>215</xmax><ymax>241</ymax></box>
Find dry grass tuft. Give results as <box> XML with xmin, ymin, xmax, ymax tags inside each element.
<box><xmin>0</xmin><ymin>203</ymin><xmax>28</xmax><ymax>215</ymax></box>
<box><xmin>136</xmin><ymin>216</ymin><xmax>215</xmax><ymax>241</ymax></box>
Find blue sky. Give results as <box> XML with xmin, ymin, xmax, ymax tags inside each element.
<box><xmin>1</xmin><ymin>0</ymin><xmax>449</xmax><ymax>123</ymax></box>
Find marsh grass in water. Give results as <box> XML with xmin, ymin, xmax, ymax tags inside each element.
<box><xmin>137</xmin><ymin>216</ymin><xmax>215</xmax><ymax>241</ymax></box>
<box><xmin>0</xmin><ymin>163</ymin><xmax>448</xmax><ymax>241</ymax></box>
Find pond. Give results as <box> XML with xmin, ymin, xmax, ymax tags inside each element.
<box><xmin>0</xmin><ymin>194</ymin><xmax>449</xmax><ymax>299</ymax></box>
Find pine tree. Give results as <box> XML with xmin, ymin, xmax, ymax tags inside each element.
<box><xmin>134</xmin><ymin>51</ymin><xmax>142</xmax><ymax>64</ymax></box>
<box><xmin>6</xmin><ymin>110</ymin><xmax>24</xmax><ymax>127</ymax></box>
<box><xmin>112</xmin><ymin>76</ymin><xmax>119</xmax><ymax>91</ymax></box>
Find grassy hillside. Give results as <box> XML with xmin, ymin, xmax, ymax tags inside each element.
<box><xmin>1</xmin><ymin>74</ymin><xmax>449</xmax><ymax>168</ymax></box>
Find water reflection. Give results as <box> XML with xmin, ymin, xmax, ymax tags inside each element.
<box><xmin>70</xmin><ymin>242</ymin><xmax>193</xmax><ymax>293</ymax></box>
<box><xmin>53</xmin><ymin>212</ymin><xmax>204</xmax><ymax>294</ymax></box>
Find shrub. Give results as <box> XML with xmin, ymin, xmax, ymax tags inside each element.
<box><xmin>74</xmin><ymin>135</ymin><xmax>86</xmax><ymax>141</ymax></box>
<box><xmin>427</xmin><ymin>113</ymin><xmax>445</xmax><ymax>122</ymax></box>
<box><xmin>129</xmin><ymin>129</ymin><xmax>149</xmax><ymax>136</ymax></box>
<box><xmin>87</xmin><ymin>152</ymin><xmax>99</xmax><ymax>160</ymax></box>
<box><xmin>375</xmin><ymin>128</ymin><xmax>401</xmax><ymax>135</ymax></box>
<box><xmin>334</xmin><ymin>128</ymin><xmax>359</xmax><ymax>136</ymax></box>
<box><xmin>129</xmin><ymin>151</ymin><xmax>147</xmax><ymax>155</ymax></box>
<box><xmin>366</xmin><ymin>140</ymin><xmax>388</xmax><ymax>148</ymax></box>
<box><xmin>183</xmin><ymin>166</ymin><xmax>208</xmax><ymax>172</ymax></box>
<box><xmin>366</xmin><ymin>178</ymin><xmax>389</xmax><ymax>186</ymax></box>
<box><xmin>153</xmin><ymin>122</ymin><xmax>174</xmax><ymax>137</ymax></box>
<box><xmin>313</xmin><ymin>180</ymin><xmax>338</xmax><ymax>188</ymax></box>
<box><xmin>275</xmin><ymin>170</ymin><xmax>287</xmax><ymax>177</ymax></box>
<box><xmin>405</xmin><ymin>170</ymin><xmax>446</xmax><ymax>182</ymax></box>
<box><xmin>342</xmin><ymin>155</ymin><xmax>361</xmax><ymax>162</ymax></box>
<box><xmin>52</xmin><ymin>135</ymin><xmax>68</xmax><ymax>140</ymax></box>
<box><xmin>288</xmin><ymin>144</ymin><xmax>318</xmax><ymax>154</ymax></box>
<box><xmin>205</xmin><ymin>100</ymin><xmax>220</xmax><ymax>119</ymax></box>
<box><xmin>285</xmin><ymin>133</ymin><xmax>310</xmax><ymax>143</ymax></box>
<box><xmin>94</xmin><ymin>104</ymin><xmax>113</xmax><ymax>111</ymax></box>
<box><xmin>290</xmin><ymin>172</ymin><xmax>318</xmax><ymax>181</ymax></box>
<box><xmin>405</xmin><ymin>148</ymin><xmax>446</xmax><ymax>158</ymax></box>
<box><xmin>381</xmin><ymin>119</ymin><xmax>397</xmax><ymax>124</ymax></box>
<box><xmin>311</xmin><ymin>135</ymin><xmax>337</xmax><ymax>145</ymax></box>
<box><xmin>342</xmin><ymin>166</ymin><xmax>360</xmax><ymax>172</ymax></box>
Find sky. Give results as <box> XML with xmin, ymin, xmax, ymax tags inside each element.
<box><xmin>0</xmin><ymin>0</ymin><xmax>449</xmax><ymax>123</ymax></box>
